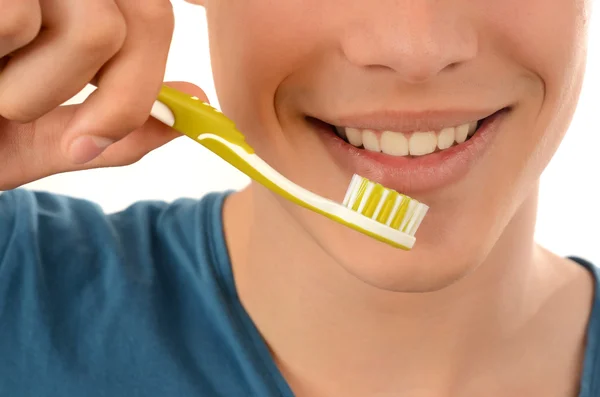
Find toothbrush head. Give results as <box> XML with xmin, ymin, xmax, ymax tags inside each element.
<box><xmin>340</xmin><ymin>174</ymin><xmax>429</xmax><ymax>250</ymax></box>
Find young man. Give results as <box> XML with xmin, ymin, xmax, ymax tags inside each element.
<box><xmin>0</xmin><ymin>0</ymin><xmax>596</xmax><ymax>396</ymax></box>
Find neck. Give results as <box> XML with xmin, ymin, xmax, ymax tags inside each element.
<box><xmin>223</xmin><ymin>184</ymin><xmax>578</xmax><ymax>396</ymax></box>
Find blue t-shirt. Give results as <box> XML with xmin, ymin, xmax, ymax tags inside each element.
<box><xmin>0</xmin><ymin>189</ymin><xmax>598</xmax><ymax>397</ymax></box>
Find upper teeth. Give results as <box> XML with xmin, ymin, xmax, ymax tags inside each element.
<box><xmin>337</xmin><ymin>121</ymin><xmax>478</xmax><ymax>157</ymax></box>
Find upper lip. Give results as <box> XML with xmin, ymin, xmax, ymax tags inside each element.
<box><xmin>319</xmin><ymin>108</ymin><xmax>504</xmax><ymax>133</ymax></box>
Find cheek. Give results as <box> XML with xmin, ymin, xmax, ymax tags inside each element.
<box><xmin>470</xmin><ymin>0</ymin><xmax>588</xmax><ymax>205</ymax></box>
<box><xmin>484</xmin><ymin>0</ymin><xmax>587</xmax><ymax>78</ymax></box>
<box><xmin>486</xmin><ymin>0</ymin><xmax>588</xmax><ymax>143</ymax></box>
<box><xmin>205</xmin><ymin>1</ymin><xmax>325</xmax><ymax>143</ymax></box>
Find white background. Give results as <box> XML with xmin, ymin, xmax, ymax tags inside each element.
<box><xmin>26</xmin><ymin>2</ymin><xmax>600</xmax><ymax>264</ymax></box>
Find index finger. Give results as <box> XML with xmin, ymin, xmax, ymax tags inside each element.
<box><xmin>62</xmin><ymin>0</ymin><xmax>175</xmax><ymax>164</ymax></box>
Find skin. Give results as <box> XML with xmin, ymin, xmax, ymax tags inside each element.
<box><xmin>0</xmin><ymin>0</ymin><xmax>206</xmax><ymax>190</ymax></box>
<box><xmin>202</xmin><ymin>0</ymin><xmax>594</xmax><ymax>395</ymax></box>
<box><xmin>0</xmin><ymin>0</ymin><xmax>595</xmax><ymax>395</ymax></box>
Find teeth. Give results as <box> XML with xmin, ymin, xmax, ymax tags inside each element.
<box><xmin>381</xmin><ymin>131</ymin><xmax>409</xmax><ymax>156</ymax></box>
<box><xmin>335</xmin><ymin>126</ymin><xmax>347</xmax><ymax>140</ymax></box>
<box><xmin>455</xmin><ymin>123</ymin><xmax>469</xmax><ymax>144</ymax></box>
<box><xmin>468</xmin><ymin>121</ymin><xmax>478</xmax><ymax>137</ymax></box>
<box><xmin>437</xmin><ymin>127</ymin><xmax>455</xmax><ymax>150</ymax></box>
<box><xmin>409</xmin><ymin>131</ymin><xmax>438</xmax><ymax>156</ymax></box>
<box><xmin>346</xmin><ymin>127</ymin><xmax>363</xmax><ymax>147</ymax></box>
<box><xmin>362</xmin><ymin>130</ymin><xmax>380</xmax><ymax>152</ymax></box>
<box><xmin>335</xmin><ymin>120</ymin><xmax>480</xmax><ymax>156</ymax></box>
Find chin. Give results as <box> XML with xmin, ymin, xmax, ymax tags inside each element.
<box><xmin>333</xmin><ymin>240</ymin><xmax>479</xmax><ymax>293</ymax></box>
<box><xmin>293</xmin><ymin>203</ymin><xmax>488</xmax><ymax>293</ymax></box>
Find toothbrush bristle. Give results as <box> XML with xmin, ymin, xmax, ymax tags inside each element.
<box><xmin>343</xmin><ymin>174</ymin><xmax>428</xmax><ymax>237</ymax></box>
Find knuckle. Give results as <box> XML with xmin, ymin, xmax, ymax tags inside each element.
<box><xmin>137</xmin><ymin>1</ymin><xmax>174</xmax><ymax>25</ymax></box>
<box><xmin>111</xmin><ymin>106</ymin><xmax>151</xmax><ymax>133</ymax></box>
<box><xmin>71</xmin><ymin>12</ymin><xmax>127</xmax><ymax>56</ymax></box>
<box><xmin>0</xmin><ymin>3</ymin><xmax>41</xmax><ymax>48</ymax></box>
<box><xmin>122</xmin><ymin>113</ymin><xmax>151</xmax><ymax>133</ymax></box>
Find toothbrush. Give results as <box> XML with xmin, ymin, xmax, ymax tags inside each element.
<box><xmin>153</xmin><ymin>85</ymin><xmax>429</xmax><ymax>250</ymax></box>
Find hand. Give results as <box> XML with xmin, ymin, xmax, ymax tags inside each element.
<box><xmin>0</xmin><ymin>0</ymin><xmax>207</xmax><ymax>190</ymax></box>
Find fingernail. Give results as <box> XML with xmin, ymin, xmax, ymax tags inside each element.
<box><xmin>69</xmin><ymin>136</ymin><xmax>114</xmax><ymax>164</ymax></box>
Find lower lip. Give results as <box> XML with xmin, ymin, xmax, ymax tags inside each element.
<box><xmin>312</xmin><ymin>110</ymin><xmax>507</xmax><ymax>194</ymax></box>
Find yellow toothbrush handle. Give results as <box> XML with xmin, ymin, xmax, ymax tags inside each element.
<box><xmin>156</xmin><ymin>85</ymin><xmax>255</xmax><ymax>154</ymax></box>
<box><xmin>154</xmin><ymin>86</ymin><xmax>326</xmax><ymax>218</ymax></box>
<box><xmin>154</xmin><ymin>85</ymin><xmax>341</xmax><ymax>228</ymax></box>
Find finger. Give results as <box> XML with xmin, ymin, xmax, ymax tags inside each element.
<box><xmin>62</xmin><ymin>0</ymin><xmax>175</xmax><ymax>165</ymax></box>
<box><xmin>0</xmin><ymin>106</ymin><xmax>75</xmax><ymax>190</ymax></box>
<box><xmin>0</xmin><ymin>0</ymin><xmax>126</xmax><ymax>122</ymax></box>
<box><xmin>0</xmin><ymin>82</ymin><xmax>207</xmax><ymax>190</ymax></box>
<box><xmin>79</xmin><ymin>82</ymin><xmax>208</xmax><ymax>166</ymax></box>
<box><xmin>0</xmin><ymin>0</ymin><xmax>41</xmax><ymax>57</ymax></box>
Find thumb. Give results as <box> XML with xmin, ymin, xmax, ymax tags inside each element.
<box><xmin>66</xmin><ymin>81</ymin><xmax>209</xmax><ymax>168</ymax></box>
<box><xmin>61</xmin><ymin>81</ymin><xmax>208</xmax><ymax>165</ymax></box>
<box><xmin>0</xmin><ymin>82</ymin><xmax>208</xmax><ymax>189</ymax></box>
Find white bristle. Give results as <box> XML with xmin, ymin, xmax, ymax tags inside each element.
<box><xmin>343</xmin><ymin>174</ymin><xmax>361</xmax><ymax>207</ymax></box>
<box><xmin>348</xmin><ymin>177</ymin><xmax>362</xmax><ymax>208</ymax></box>
<box><xmin>399</xmin><ymin>200</ymin><xmax>417</xmax><ymax>232</ymax></box>
<box><xmin>371</xmin><ymin>189</ymin><xmax>389</xmax><ymax>220</ymax></box>
<box><xmin>403</xmin><ymin>206</ymin><xmax>421</xmax><ymax>234</ymax></box>
<box><xmin>357</xmin><ymin>181</ymin><xmax>375</xmax><ymax>214</ymax></box>
<box><xmin>385</xmin><ymin>194</ymin><xmax>403</xmax><ymax>226</ymax></box>
<box><xmin>414</xmin><ymin>206</ymin><xmax>428</xmax><ymax>235</ymax></box>
<box><xmin>407</xmin><ymin>204</ymin><xmax>428</xmax><ymax>236</ymax></box>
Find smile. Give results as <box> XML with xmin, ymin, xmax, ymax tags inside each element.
<box><xmin>332</xmin><ymin>120</ymin><xmax>480</xmax><ymax>157</ymax></box>
<box><xmin>306</xmin><ymin>108</ymin><xmax>510</xmax><ymax>194</ymax></box>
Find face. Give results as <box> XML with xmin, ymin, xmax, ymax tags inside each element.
<box><xmin>202</xmin><ymin>0</ymin><xmax>591</xmax><ymax>292</ymax></box>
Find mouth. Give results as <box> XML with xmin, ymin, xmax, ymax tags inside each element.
<box><xmin>330</xmin><ymin>119</ymin><xmax>482</xmax><ymax>156</ymax></box>
<box><xmin>306</xmin><ymin>108</ymin><xmax>510</xmax><ymax>194</ymax></box>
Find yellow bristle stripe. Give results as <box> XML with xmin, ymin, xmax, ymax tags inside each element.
<box><xmin>390</xmin><ymin>196</ymin><xmax>410</xmax><ymax>229</ymax></box>
<box><xmin>376</xmin><ymin>190</ymin><xmax>399</xmax><ymax>223</ymax></box>
<box><xmin>362</xmin><ymin>183</ymin><xmax>385</xmax><ymax>217</ymax></box>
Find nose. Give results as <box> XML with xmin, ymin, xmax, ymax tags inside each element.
<box><xmin>340</xmin><ymin>1</ymin><xmax>478</xmax><ymax>84</ymax></box>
